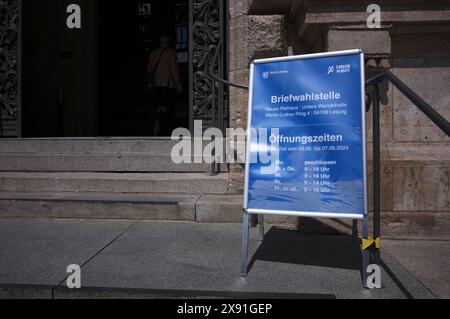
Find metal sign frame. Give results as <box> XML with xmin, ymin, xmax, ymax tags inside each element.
<box><xmin>241</xmin><ymin>49</ymin><xmax>368</xmax><ymax>281</ymax></box>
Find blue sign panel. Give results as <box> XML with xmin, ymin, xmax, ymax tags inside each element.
<box><xmin>244</xmin><ymin>50</ymin><xmax>367</xmax><ymax>219</ymax></box>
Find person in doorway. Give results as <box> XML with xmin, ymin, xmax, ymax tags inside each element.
<box><xmin>147</xmin><ymin>35</ymin><xmax>182</xmax><ymax>136</ymax></box>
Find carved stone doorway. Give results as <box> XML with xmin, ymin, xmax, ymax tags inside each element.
<box><xmin>2</xmin><ymin>0</ymin><xmax>228</xmax><ymax>137</ymax></box>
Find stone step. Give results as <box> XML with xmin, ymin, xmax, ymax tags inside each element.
<box><xmin>0</xmin><ymin>153</ymin><xmax>227</xmax><ymax>172</ymax></box>
<box><xmin>1</xmin><ymin>191</ymin><xmax>448</xmax><ymax>238</ymax></box>
<box><xmin>0</xmin><ymin>172</ymin><xmax>229</xmax><ymax>194</ymax></box>
<box><xmin>196</xmin><ymin>195</ymin><xmax>450</xmax><ymax>238</ymax></box>
<box><xmin>0</xmin><ymin>193</ymin><xmax>242</xmax><ymax>222</ymax></box>
<box><xmin>0</xmin><ymin>192</ymin><xmax>198</xmax><ymax>221</ymax></box>
<box><xmin>0</xmin><ymin>137</ymin><xmax>199</xmax><ymax>154</ymax></box>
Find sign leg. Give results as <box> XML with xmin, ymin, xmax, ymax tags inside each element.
<box><xmin>240</xmin><ymin>210</ymin><xmax>250</xmax><ymax>277</ymax></box>
<box><xmin>352</xmin><ymin>219</ymin><xmax>358</xmax><ymax>242</ymax></box>
<box><xmin>362</xmin><ymin>214</ymin><xmax>370</xmax><ymax>288</ymax></box>
<box><xmin>372</xmin><ymin>84</ymin><xmax>382</xmax><ymax>266</ymax></box>
<box><xmin>258</xmin><ymin>214</ymin><xmax>265</xmax><ymax>242</ymax></box>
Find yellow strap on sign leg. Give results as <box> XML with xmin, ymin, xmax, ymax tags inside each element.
<box><xmin>361</xmin><ymin>237</ymin><xmax>374</xmax><ymax>250</ymax></box>
<box><xmin>374</xmin><ymin>237</ymin><xmax>381</xmax><ymax>249</ymax></box>
<box><xmin>361</xmin><ymin>237</ymin><xmax>381</xmax><ymax>250</ymax></box>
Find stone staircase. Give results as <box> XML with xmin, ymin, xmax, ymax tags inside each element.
<box><xmin>0</xmin><ymin>138</ymin><xmax>236</xmax><ymax>221</ymax></box>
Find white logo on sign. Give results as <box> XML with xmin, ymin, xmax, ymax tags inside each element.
<box><xmin>262</xmin><ymin>71</ymin><xmax>269</xmax><ymax>79</ymax></box>
<box><xmin>328</xmin><ymin>64</ymin><xmax>351</xmax><ymax>75</ymax></box>
<box><xmin>327</xmin><ymin>66</ymin><xmax>335</xmax><ymax>75</ymax></box>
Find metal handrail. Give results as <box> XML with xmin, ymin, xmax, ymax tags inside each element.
<box><xmin>208</xmin><ymin>64</ymin><xmax>450</xmax><ymax>139</ymax></box>
<box><xmin>209</xmin><ymin>67</ymin><xmax>450</xmax><ymax>139</ymax></box>
<box><xmin>207</xmin><ymin>42</ymin><xmax>249</xmax><ymax>90</ymax></box>
<box><xmin>208</xmin><ymin>68</ymin><xmax>250</xmax><ymax>91</ymax></box>
<box><xmin>366</xmin><ymin>70</ymin><xmax>450</xmax><ymax>137</ymax></box>
<box><xmin>365</xmin><ymin>70</ymin><xmax>450</xmax><ymax>266</ymax></box>
<box><xmin>208</xmin><ymin>72</ymin><xmax>250</xmax><ymax>90</ymax></box>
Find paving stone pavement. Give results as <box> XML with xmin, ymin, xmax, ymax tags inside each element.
<box><xmin>0</xmin><ymin>218</ymin><xmax>443</xmax><ymax>299</ymax></box>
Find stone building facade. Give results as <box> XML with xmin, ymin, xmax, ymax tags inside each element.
<box><xmin>228</xmin><ymin>0</ymin><xmax>450</xmax><ymax>237</ymax></box>
<box><xmin>0</xmin><ymin>0</ymin><xmax>449</xmax><ymax>238</ymax></box>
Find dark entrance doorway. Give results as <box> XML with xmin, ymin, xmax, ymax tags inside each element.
<box><xmin>99</xmin><ymin>0</ymin><xmax>189</xmax><ymax>136</ymax></box>
<box><xmin>21</xmin><ymin>0</ymin><xmax>189</xmax><ymax>137</ymax></box>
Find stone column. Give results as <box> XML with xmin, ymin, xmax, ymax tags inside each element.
<box><xmin>228</xmin><ymin>1</ymin><xmax>288</xmax><ymax>193</ymax></box>
<box><xmin>228</xmin><ymin>0</ymin><xmax>250</xmax><ymax>192</ymax></box>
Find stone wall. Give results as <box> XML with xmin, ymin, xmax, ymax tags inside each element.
<box><xmin>227</xmin><ymin>0</ymin><xmax>450</xmax><ymax>238</ymax></box>
<box><xmin>379</xmin><ymin>32</ymin><xmax>450</xmax><ymax>238</ymax></box>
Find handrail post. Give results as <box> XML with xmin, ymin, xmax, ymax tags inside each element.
<box><xmin>211</xmin><ymin>76</ymin><xmax>217</xmax><ymax>175</ymax></box>
<box><xmin>209</xmin><ymin>42</ymin><xmax>221</xmax><ymax>176</ymax></box>
<box><xmin>372</xmin><ymin>84</ymin><xmax>382</xmax><ymax>265</ymax></box>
